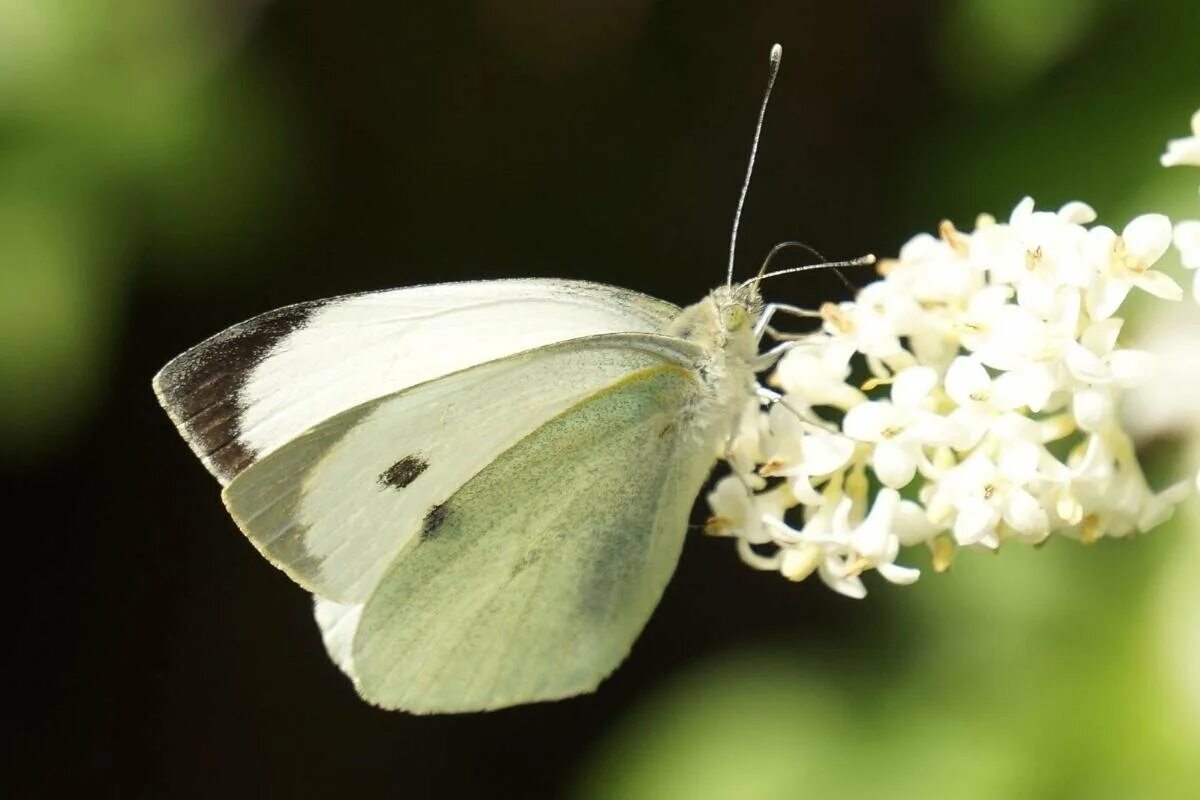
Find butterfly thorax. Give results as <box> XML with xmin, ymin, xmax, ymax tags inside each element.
<box><xmin>665</xmin><ymin>284</ymin><xmax>762</xmax><ymax>443</ymax></box>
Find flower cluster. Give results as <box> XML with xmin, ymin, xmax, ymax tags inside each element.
<box><xmin>708</xmin><ymin>127</ymin><xmax>1200</xmax><ymax>596</ymax></box>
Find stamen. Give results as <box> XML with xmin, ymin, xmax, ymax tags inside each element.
<box><xmin>938</xmin><ymin>219</ymin><xmax>969</xmax><ymax>256</ymax></box>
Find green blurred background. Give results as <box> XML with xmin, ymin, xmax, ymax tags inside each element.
<box><xmin>3</xmin><ymin>1</ymin><xmax>1198</xmax><ymax>797</ymax></box>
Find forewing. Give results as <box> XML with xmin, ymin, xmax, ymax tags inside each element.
<box><xmin>153</xmin><ymin>279</ymin><xmax>679</xmax><ymax>484</ymax></box>
<box><xmin>221</xmin><ymin>334</ymin><xmax>703</xmax><ymax>603</ymax></box>
<box><xmin>350</xmin><ymin>365</ymin><xmax>719</xmax><ymax>713</ymax></box>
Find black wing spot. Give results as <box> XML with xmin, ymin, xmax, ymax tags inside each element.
<box><xmin>378</xmin><ymin>454</ymin><xmax>429</xmax><ymax>489</ymax></box>
<box><xmin>421</xmin><ymin>504</ymin><xmax>449</xmax><ymax>541</ymax></box>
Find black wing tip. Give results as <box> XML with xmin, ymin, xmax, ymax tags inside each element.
<box><xmin>153</xmin><ymin>298</ymin><xmax>332</xmax><ymax>483</ymax></box>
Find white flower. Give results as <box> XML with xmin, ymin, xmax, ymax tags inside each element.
<box><xmin>980</xmin><ymin>197</ymin><xmax>1093</xmax><ymax>318</ymax></box>
<box><xmin>761</xmin><ymin>400</ymin><xmax>855</xmax><ymax>503</ymax></box>
<box><xmin>768</xmin><ymin>487</ymin><xmax>925</xmax><ymax>597</ymax></box>
<box><xmin>929</xmin><ymin>443</ymin><xmax>1051</xmax><ymax>547</ymax></box>
<box><xmin>944</xmin><ymin>355</ymin><xmax>1028</xmax><ymax>448</ymax></box>
<box><xmin>848</xmin><ymin>488</ymin><xmax>921</xmax><ymax>586</ymax></box>
<box><xmin>964</xmin><ymin>289</ymin><xmax>1080</xmax><ymax>413</ymax></box>
<box><xmin>1173</xmin><ymin>220</ymin><xmax>1200</xmax><ymax>302</ymax></box>
<box><xmin>706</xmin><ymin>475</ymin><xmax>790</xmax><ymax>545</ymax></box>
<box><xmin>842</xmin><ymin>366</ymin><xmax>957</xmax><ymax>488</ymax></box>
<box><xmin>1083</xmin><ymin>214</ymin><xmax>1182</xmax><ymax>319</ymax></box>
<box><xmin>765</xmin><ymin>489</ymin><xmax>866</xmax><ymax>597</ymax></box>
<box><xmin>887</xmin><ymin>228</ymin><xmax>985</xmax><ymax>305</ymax></box>
<box><xmin>1160</xmin><ymin>109</ymin><xmax>1200</xmax><ymax>168</ymax></box>
<box><xmin>820</xmin><ymin>280</ymin><xmax>922</xmax><ymax>372</ymax></box>
<box><xmin>1063</xmin><ymin>319</ymin><xmax>1155</xmax><ymax>432</ymax></box>
<box><xmin>1065</xmin><ymin>433</ymin><xmax>1189</xmax><ymax>539</ymax></box>
<box><xmin>772</xmin><ymin>339</ymin><xmax>864</xmax><ymax>409</ymax></box>
<box><xmin>955</xmin><ymin>284</ymin><xmax>1013</xmax><ymax>352</ymax></box>
<box><xmin>725</xmin><ymin>399</ymin><xmax>769</xmax><ymax>482</ymax></box>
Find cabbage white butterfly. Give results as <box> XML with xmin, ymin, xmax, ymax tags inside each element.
<box><xmin>153</xmin><ymin>45</ymin><xmax>859</xmax><ymax>712</ymax></box>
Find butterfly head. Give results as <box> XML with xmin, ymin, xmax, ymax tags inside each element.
<box><xmin>668</xmin><ymin>284</ymin><xmax>762</xmax><ymax>370</ymax></box>
<box><xmin>714</xmin><ymin>283</ymin><xmax>763</xmax><ymax>334</ymax></box>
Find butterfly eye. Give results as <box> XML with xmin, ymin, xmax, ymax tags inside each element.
<box><xmin>721</xmin><ymin>305</ymin><xmax>749</xmax><ymax>331</ymax></box>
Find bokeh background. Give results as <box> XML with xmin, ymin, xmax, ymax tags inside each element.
<box><xmin>4</xmin><ymin>1</ymin><xmax>1199</xmax><ymax>797</ymax></box>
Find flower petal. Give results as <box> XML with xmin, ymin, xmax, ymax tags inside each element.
<box><xmin>1073</xmin><ymin>387</ymin><xmax>1111</xmax><ymax>432</ymax></box>
<box><xmin>894</xmin><ymin>499</ymin><xmax>938</xmax><ymax>546</ymax></box>
<box><xmin>953</xmin><ymin>499</ymin><xmax>1000</xmax><ymax>546</ymax></box>
<box><xmin>1109</xmin><ymin>348</ymin><xmax>1155</xmax><ymax>386</ymax></box>
<box><xmin>1065</xmin><ymin>341</ymin><xmax>1111</xmax><ymax>383</ymax></box>
<box><xmin>1009</xmin><ymin>196</ymin><xmax>1036</xmax><ymax>225</ymax></box>
<box><xmin>818</xmin><ymin>561</ymin><xmax>867</xmax><ymax>599</ymax></box>
<box><xmin>1080</xmin><ymin>318</ymin><xmax>1123</xmax><ymax>357</ymax></box>
<box><xmin>998</xmin><ymin>441</ymin><xmax>1040</xmax><ymax>484</ymax></box>
<box><xmin>892</xmin><ymin>365</ymin><xmax>938</xmax><ymax>408</ymax></box>
<box><xmin>1004</xmin><ymin>488</ymin><xmax>1049</xmax><ymax>539</ymax></box>
<box><xmin>877</xmin><ymin>562</ymin><xmax>921</xmax><ymax>585</ymax></box>
<box><xmin>873</xmin><ymin>440</ymin><xmax>918</xmax><ymax>488</ymax></box>
<box><xmin>1058</xmin><ymin>201</ymin><xmax>1097</xmax><ymax>224</ymax></box>
<box><xmin>786</xmin><ymin>475</ymin><xmax>825</xmax><ymax>506</ymax></box>
<box><xmin>801</xmin><ymin>432</ymin><xmax>856</xmax><ymax>475</ymax></box>
<box><xmin>990</xmin><ymin>370</ymin><xmax>1031</xmax><ymax>410</ymax></box>
<box><xmin>852</xmin><ymin>488</ymin><xmax>900</xmax><ymax>556</ymax></box>
<box><xmin>780</xmin><ymin>544</ymin><xmax>821</xmax><ymax>581</ymax></box>
<box><xmin>1131</xmin><ymin>269</ymin><xmax>1183</xmax><ymax>302</ymax></box>
<box><xmin>1122</xmin><ymin>214</ymin><xmax>1173</xmax><ymax>265</ymax></box>
<box><xmin>843</xmin><ymin>401</ymin><xmax>893</xmax><ymax>442</ymax></box>
<box><xmin>1086</xmin><ymin>274</ymin><xmax>1131</xmax><ymax>320</ymax></box>
<box><xmin>1161</xmin><ymin>111</ymin><xmax>1200</xmax><ymax>167</ymax></box>
<box><xmin>945</xmin><ymin>356</ymin><xmax>990</xmax><ymax>405</ymax></box>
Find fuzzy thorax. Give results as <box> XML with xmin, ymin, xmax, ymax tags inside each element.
<box><xmin>665</xmin><ymin>284</ymin><xmax>763</xmax><ymax>438</ymax></box>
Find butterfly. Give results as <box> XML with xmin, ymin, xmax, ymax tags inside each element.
<box><xmin>155</xmin><ymin>275</ymin><xmax>771</xmax><ymax>712</ymax></box>
<box><xmin>153</xmin><ymin>45</ymin><xmax>860</xmax><ymax>712</ymax></box>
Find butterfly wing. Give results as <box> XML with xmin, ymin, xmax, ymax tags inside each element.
<box><xmin>153</xmin><ymin>279</ymin><xmax>679</xmax><ymax>484</ymax></box>
<box><xmin>350</xmin><ymin>362</ymin><xmax>718</xmax><ymax>712</ymax></box>
<box><xmin>221</xmin><ymin>333</ymin><xmax>704</xmax><ymax>604</ymax></box>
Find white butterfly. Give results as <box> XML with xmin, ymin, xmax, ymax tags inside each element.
<box><xmin>153</xmin><ymin>45</ymin><xmax>856</xmax><ymax>712</ymax></box>
<box><xmin>155</xmin><ymin>276</ymin><xmax>770</xmax><ymax>712</ymax></box>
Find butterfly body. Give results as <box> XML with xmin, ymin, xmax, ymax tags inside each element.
<box><xmin>665</xmin><ymin>283</ymin><xmax>763</xmax><ymax>444</ymax></box>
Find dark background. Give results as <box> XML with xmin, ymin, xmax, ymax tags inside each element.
<box><xmin>5</xmin><ymin>1</ymin><xmax>1199</xmax><ymax>797</ymax></box>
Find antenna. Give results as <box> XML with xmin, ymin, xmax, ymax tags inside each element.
<box><xmin>743</xmin><ymin>254</ymin><xmax>876</xmax><ymax>289</ymax></box>
<box><xmin>753</xmin><ymin>241</ymin><xmax>866</xmax><ymax>293</ymax></box>
<box><xmin>726</xmin><ymin>43</ymin><xmax>783</xmax><ymax>287</ymax></box>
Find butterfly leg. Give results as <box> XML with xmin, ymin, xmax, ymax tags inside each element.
<box><xmin>755</xmin><ymin>386</ymin><xmax>839</xmax><ymax>435</ymax></box>
<box><xmin>753</xmin><ymin>340</ymin><xmax>801</xmax><ymax>371</ymax></box>
<box><xmin>753</xmin><ymin>340</ymin><xmax>800</xmax><ymax>372</ymax></box>
<box><xmin>753</xmin><ymin>302</ymin><xmax>821</xmax><ymax>342</ymax></box>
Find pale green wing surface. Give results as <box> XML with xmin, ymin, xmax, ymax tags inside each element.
<box><xmin>222</xmin><ymin>334</ymin><xmax>702</xmax><ymax>604</ymax></box>
<box><xmin>351</xmin><ymin>365</ymin><xmax>719</xmax><ymax>713</ymax></box>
